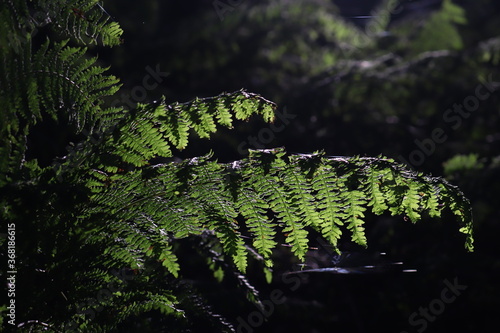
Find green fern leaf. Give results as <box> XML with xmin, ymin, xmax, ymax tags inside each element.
<box><xmin>312</xmin><ymin>162</ymin><xmax>345</xmax><ymax>251</ymax></box>
<box><xmin>366</xmin><ymin>166</ymin><xmax>390</xmax><ymax>215</ymax></box>
<box><xmin>159</xmin><ymin>245</ymin><xmax>180</xmax><ymax>278</ymax></box>
<box><xmin>236</xmin><ymin>185</ymin><xmax>277</xmax><ymax>263</ymax></box>
<box><xmin>343</xmin><ymin>189</ymin><xmax>368</xmax><ymax>247</ymax></box>
<box><xmin>247</xmin><ymin>150</ymin><xmax>309</xmax><ymax>260</ymax></box>
<box><xmin>284</xmin><ymin>155</ymin><xmax>323</xmax><ymax>228</ymax></box>
<box><xmin>402</xmin><ymin>180</ymin><xmax>423</xmax><ymax>222</ymax></box>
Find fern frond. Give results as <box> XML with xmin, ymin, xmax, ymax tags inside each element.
<box><xmin>106</xmin><ymin>90</ymin><xmax>277</xmax><ymax>168</ymax></box>
<box><xmin>82</xmin><ymin>148</ymin><xmax>474</xmax><ymax>290</ymax></box>
<box><xmin>158</xmin><ymin>245</ymin><xmax>180</xmax><ymax>277</ymax></box>
<box><xmin>115</xmin><ymin>291</ymin><xmax>181</xmax><ymax>323</ymax></box>
<box><xmin>312</xmin><ymin>162</ymin><xmax>345</xmax><ymax>252</ymax></box>
<box><xmin>401</xmin><ymin>179</ymin><xmax>423</xmax><ymax>222</ymax></box>
<box><xmin>235</xmin><ymin>179</ymin><xmax>276</xmax><ymax>265</ymax></box>
<box><xmin>34</xmin><ymin>0</ymin><xmax>124</xmax><ymax>46</ymax></box>
<box><xmin>365</xmin><ymin>164</ymin><xmax>390</xmax><ymax>215</ymax></box>
<box><xmin>0</xmin><ymin>1</ymin><xmax>480</xmax><ymax>331</ymax></box>
<box><xmin>421</xmin><ymin>183</ymin><xmax>441</xmax><ymax>218</ymax></box>
<box><xmin>343</xmin><ymin>189</ymin><xmax>368</xmax><ymax>246</ymax></box>
<box><xmin>246</xmin><ymin>149</ymin><xmax>310</xmax><ymax>260</ymax></box>
<box><xmin>1</xmin><ymin>38</ymin><xmax>121</xmax><ymax>132</ymax></box>
<box><xmin>187</xmin><ymin>158</ymin><xmax>248</xmax><ymax>272</ymax></box>
<box><xmin>285</xmin><ymin>154</ymin><xmax>323</xmax><ymax>228</ymax></box>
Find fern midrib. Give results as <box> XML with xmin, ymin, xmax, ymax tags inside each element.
<box><xmin>32</xmin><ymin>69</ymin><xmax>98</xmax><ymax>108</ymax></box>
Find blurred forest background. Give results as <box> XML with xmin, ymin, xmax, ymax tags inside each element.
<box><xmin>44</xmin><ymin>0</ymin><xmax>500</xmax><ymax>332</ymax></box>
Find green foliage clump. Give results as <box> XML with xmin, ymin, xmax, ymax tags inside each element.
<box><xmin>0</xmin><ymin>0</ymin><xmax>474</xmax><ymax>332</ymax></box>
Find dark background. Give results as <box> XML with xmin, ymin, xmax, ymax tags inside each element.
<box><xmin>58</xmin><ymin>0</ymin><xmax>500</xmax><ymax>332</ymax></box>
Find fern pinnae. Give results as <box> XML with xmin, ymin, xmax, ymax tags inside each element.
<box><xmin>230</xmin><ymin>89</ymin><xmax>277</xmax><ymax>122</ymax></box>
<box><xmin>312</xmin><ymin>163</ymin><xmax>345</xmax><ymax>250</ymax></box>
<box><xmin>213</xmin><ymin>97</ymin><xmax>233</xmax><ymax>128</ymax></box>
<box><xmin>365</xmin><ymin>165</ymin><xmax>390</xmax><ymax>215</ymax></box>
<box><xmin>283</xmin><ymin>156</ymin><xmax>323</xmax><ymax>228</ymax></box>
<box><xmin>343</xmin><ymin>189</ymin><xmax>368</xmax><ymax>247</ymax></box>
<box><xmin>109</xmin><ymin>91</ymin><xmax>277</xmax><ymax>167</ymax></box>
<box><xmin>185</xmin><ymin>99</ymin><xmax>216</xmax><ymax>139</ymax></box>
<box><xmin>114</xmin><ymin>115</ymin><xmax>168</xmax><ymax>166</ymax></box>
<box><xmin>262</xmin><ymin>173</ymin><xmax>309</xmax><ymax>260</ymax></box>
<box><xmin>102</xmin><ymin>242</ymin><xmax>144</xmax><ymax>270</ymax></box>
<box><xmin>114</xmin><ymin>291</ymin><xmax>181</xmax><ymax>325</ymax></box>
<box><xmin>162</xmin><ymin>102</ymin><xmax>190</xmax><ymax>150</ymax></box>
<box><xmin>419</xmin><ymin>182</ymin><xmax>442</xmax><ymax>218</ymax></box>
<box><xmin>401</xmin><ymin>179</ymin><xmax>423</xmax><ymax>222</ymax></box>
<box><xmin>2</xmin><ymin>1</ymin><xmax>479</xmax><ymax>324</ymax></box>
<box><xmin>438</xmin><ymin>180</ymin><xmax>474</xmax><ymax>251</ymax></box>
<box><xmin>385</xmin><ymin>168</ymin><xmax>409</xmax><ymax>216</ymax></box>
<box><xmin>30</xmin><ymin>39</ymin><xmax>120</xmax><ymax>132</ymax></box>
<box><xmin>247</xmin><ymin>149</ymin><xmax>310</xmax><ymax>259</ymax></box>
<box><xmin>236</xmin><ymin>164</ymin><xmax>278</xmax><ymax>263</ymax></box>
<box><xmin>236</xmin><ymin>186</ymin><xmax>277</xmax><ymax>263</ymax></box>
<box><xmin>189</xmin><ymin>160</ymin><xmax>248</xmax><ymax>272</ymax></box>
<box><xmin>39</xmin><ymin>0</ymin><xmax>124</xmax><ymax>47</ymax></box>
<box><xmin>158</xmin><ymin>245</ymin><xmax>181</xmax><ymax>277</ymax></box>
<box><xmin>84</xmin><ymin>169</ymin><xmax>185</xmax><ymax>272</ymax></box>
